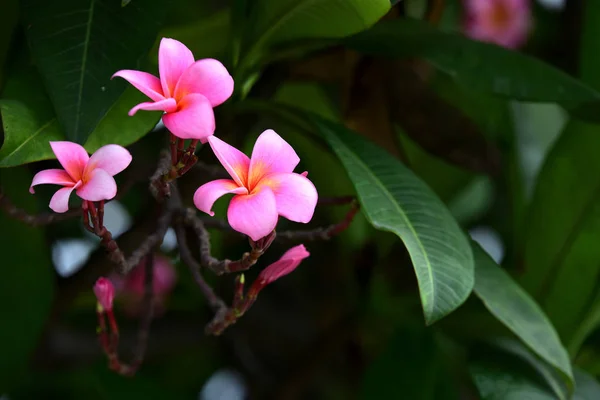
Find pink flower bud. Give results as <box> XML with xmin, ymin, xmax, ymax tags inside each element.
<box><xmin>258</xmin><ymin>245</ymin><xmax>310</xmax><ymax>286</ymax></box>
<box><xmin>94</xmin><ymin>277</ymin><xmax>115</xmax><ymax>311</ymax></box>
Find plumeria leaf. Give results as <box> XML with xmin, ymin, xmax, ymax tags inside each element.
<box><xmin>311</xmin><ymin>115</ymin><xmax>474</xmax><ymax>324</ymax></box>
<box><xmin>0</xmin><ymin>168</ymin><xmax>54</xmax><ymax>392</ymax></box>
<box><xmin>573</xmin><ymin>368</ymin><xmax>600</xmax><ymax>400</ymax></box>
<box><xmin>242</xmin><ymin>0</ymin><xmax>390</xmax><ymax>62</ymax></box>
<box><xmin>345</xmin><ymin>18</ymin><xmax>600</xmax><ymax>121</ymax></box>
<box><xmin>20</xmin><ymin>0</ymin><xmax>166</xmax><ymax>143</ymax></box>
<box><xmin>472</xmin><ymin>242</ymin><xmax>573</xmax><ymax>390</ymax></box>
<box><xmin>0</xmin><ymin>67</ymin><xmax>161</xmax><ymax>167</ymax></box>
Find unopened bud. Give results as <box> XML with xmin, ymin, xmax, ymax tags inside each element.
<box><xmin>94</xmin><ymin>277</ymin><xmax>115</xmax><ymax>311</ymax></box>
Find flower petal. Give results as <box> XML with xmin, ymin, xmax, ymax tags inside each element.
<box><xmin>50</xmin><ymin>141</ymin><xmax>89</xmax><ymax>181</ymax></box>
<box><xmin>49</xmin><ymin>186</ymin><xmax>77</xmax><ymax>213</ymax></box>
<box><xmin>261</xmin><ymin>172</ymin><xmax>318</xmax><ymax>223</ymax></box>
<box><xmin>193</xmin><ymin>179</ymin><xmax>248</xmax><ymax>216</ymax></box>
<box><xmin>248</xmin><ymin>129</ymin><xmax>300</xmax><ymax>189</ymax></box>
<box><xmin>162</xmin><ymin>93</ymin><xmax>215</xmax><ymax>140</ymax></box>
<box><xmin>174</xmin><ymin>59</ymin><xmax>234</xmax><ymax>106</ymax></box>
<box><xmin>112</xmin><ymin>70</ymin><xmax>164</xmax><ymax>101</ymax></box>
<box><xmin>158</xmin><ymin>38</ymin><xmax>195</xmax><ymax>98</ymax></box>
<box><xmin>207</xmin><ymin>135</ymin><xmax>250</xmax><ymax>187</ymax></box>
<box><xmin>30</xmin><ymin>169</ymin><xmax>74</xmax><ymax>193</ymax></box>
<box><xmin>258</xmin><ymin>244</ymin><xmax>310</xmax><ymax>284</ymax></box>
<box><xmin>227</xmin><ymin>186</ymin><xmax>278</xmax><ymax>241</ymax></box>
<box><xmin>128</xmin><ymin>98</ymin><xmax>177</xmax><ymax>116</ymax></box>
<box><xmin>76</xmin><ymin>169</ymin><xmax>117</xmax><ymax>201</ymax></box>
<box><xmin>85</xmin><ymin>144</ymin><xmax>132</xmax><ymax>177</ymax></box>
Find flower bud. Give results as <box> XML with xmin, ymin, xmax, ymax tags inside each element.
<box><xmin>252</xmin><ymin>245</ymin><xmax>310</xmax><ymax>295</ymax></box>
<box><xmin>94</xmin><ymin>277</ymin><xmax>115</xmax><ymax>311</ymax></box>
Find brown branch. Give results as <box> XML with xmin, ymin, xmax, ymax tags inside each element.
<box><xmin>277</xmin><ymin>201</ymin><xmax>360</xmax><ymax>242</ymax></box>
<box><xmin>425</xmin><ymin>0</ymin><xmax>445</xmax><ymax>25</ymax></box>
<box><xmin>173</xmin><ymin>221</ymin><xmax>227</xmax><ymax>313</ymax></box>
<box><xmin>0</xmin><ymin>190</ymin><xmax>80</xmax><ymax>226</ymax></box>
<box><xmin>180</xmin><ymin>208</ymin><xmax>274</xmax><ymax>275</ymax></box>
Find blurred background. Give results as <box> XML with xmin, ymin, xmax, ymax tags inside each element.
<box><xmin>3</xmin><ymin>0</ymin><xmax>600</xmax><ymax>398</ymax></box>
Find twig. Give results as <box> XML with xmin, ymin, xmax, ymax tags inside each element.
<box><xmin>277</xmin><ymin>201</ymin><xmax>360</xmax><ymax>242</ymax></box>
<box><xmin>180</xmin><ymin>208</ymin><xmax>274</xmax><ymax>275</ymax></box>
<box><xmin>0</xmin><ymin>190</ymin><xmax>80</xmax><ymax>225</ymax></box>
<box><xmin>425</xmin><ymin>0</ymin><xmax>445</xmax><ymax>25</ymax></box>
<box><xmin>84</xmin><ymin>201</ymin><xmax>173</xmax><ymax>275</ymax></box>
<box><xmin>173</xmin><ymin>221</ymin><xmax>227</xmax><ymax>313</ymax></box>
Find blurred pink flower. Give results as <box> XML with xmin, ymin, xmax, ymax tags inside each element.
<box><xmin>112</xmin><ymin>38</ymin><xmax>234</xmax><ymax>141</ymax></box>
<box><xmin>193</xmin><ymin>130</ymin><xmax>318</xmax><ymax>241</ymax></box>
<box><xmin>257</xmin><ymin>244</ymin><xmax>310</xmax><ymax>286</ymax></box>
<box><xmin>94</xmin><ymin>277</ymin><xmax>115</xmax><ymax>311</ymax></box>
<box><xmin>110</xmin><ymin>254</ymin><xmax>177</xmax><ymax>317</ymax></box>
<box><xmin>29</xmin><ymin>142</ymin><xmax>132</xmax><ymax>213</ymax></box>
<box><xmin>463</xmin><ymin>0</ymin><xmax>531</xmax><ymax>49</ymax></box>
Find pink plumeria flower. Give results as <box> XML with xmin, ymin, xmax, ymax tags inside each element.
<box><xmin>29</xmin><ymin>142</ymin><xmax>132</xmax><ymax>213</ymax></box>
<box><xmin>257</xmin><ymin>244</ymin><xmax>310</xmax><ymax>286</ymax></box>
<box><xmin>94</xmin><ymin>277</ymin><xmax>115</xmax><ymax>311</ymax></box>
<box><xmin>112</xmin><ymin>38</ymin><xmax>234</xmax><ymax>141</ymax></box>
<box><xmin>463</xmin><ymin>0</ymin><xmax>531</xmax><ymax>49</ymax></box>
<box><xmin>110</xmin><ymin>254</ymin><xmax>177</xmax><ymax>317</ymax></box>
<box><xmin>193</xmin><ymin>130</ymin><xmax>318</xmax><ymax>241</ymax></box>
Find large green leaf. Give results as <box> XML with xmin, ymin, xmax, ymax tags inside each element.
<box><xmin>246</xmin><ymin>0</ymin><xmax>390</xmax><ymax>47</ymax></box>
<box><xmin>472</xmin><ymin>242</ymin><xmax>573</xmax><ymax>386</ymax></box>
<box><xmin>0</xmin><ymin>67</ymin><xmax>63</xmax><ymax>167</ymax></box>
<box><xmin>469</xmin><ymin>360</ymin><xmax>558</xmax><ymax>400</ymax></box>
<box><xmin>0</xmin><ymin>167</ymin><xmax>54</xmax><ymax>392</ymax></box>
<box><xmin>345</xmin><ymin>18</ymin><xmax>600</xmax><ymax>119</ymax></box>
<box><xmin>573</xmin><ymin>368</ymin><xmax>600</xmax><ymax>400</ymax></box>
<box><xmin>311</xmin><ymin>116</ymin><xmax>474</xmax><ymax>324</ymax></box>
<box><xmin>0</xmin><ymin>67</ymin><xmax>161</xmax><ymax>167</ymax></box>
<box><xmin>520</xmin><ymin>121</ymin><xmax>600</xmax><ymax>351</ymax></box>
<box><xmin>20</xmin><ymin>0</ymin><xmax>165</xmax><ymax>143</ymax></box>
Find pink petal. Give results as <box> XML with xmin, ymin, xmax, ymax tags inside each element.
<box><xmin>76</xmin><ymin>169</ymin><xmax>117</xmax><ymax>201</ymax></box>
<box><xmin>162</xmin><ymin>93</ymin><xmax>215</xmax><ymax>140</ymax></box>
<box><xmin>174</xmin><ymin>59</ymin><xmax>234</xmax><ymax>106</ymax></box>
<box><xmin>30</xmin><ymin>169</ymin><xmax>75</xmax><ymax>193</ymax></box>
<box><xmin>248</xmin><ymin>130</ymin><xmax>300</xmax><ymax>189</ymax></box>
<box><xmin>85</xmin><ymin>144</ymin><xmax>132</xmax><ymax>177</ymax></box>
<box><xmin>49</xmin><ymin>186</ymin><xmax>77</xmax><ymax>213</ymax></box>
<box><xmin>207</xmin><ymin>135</ymin><xmax>250</xmax><ymax>187</ymax></box>
<box><xmin>128</xmin><ymin>98</ymin><xmax>177</xmax><ymax>116</ymax></box>
<box><xmin>50</xmin><ymin>141</ymin><xmax>89</xmax><ymax>182</ymax></box>
<box><xmin>227</xmin><ymin>186</ymin><xmax>278</xmax><ymax>241</ymax></box>
<box><xmin>261</xmin><ymin>172</ymin><xmax>318</xmax><ymax>223</ymax></box>
<box><xmin>112</xmin><ymin>70</ymin><xmax>164</xmax><ymax>102</ymax></box>
<box><xmin>258</xmin><ymin>244</ymin><xmax>310</xmax><ymax>284</ymax></box>
<box><xmin>193</xmin><ymin>179</ymin><xmax>248</xmax><ymax>216</ymax></box>
<box><xmin>158</xmin><ymin>38</ymin><xmax>195</xmax><ymax>98</ymax></box>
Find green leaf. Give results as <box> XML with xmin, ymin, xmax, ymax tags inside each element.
<box><xmin>20</xmin><ymin>0</ymin><xmax>166</xmax><ymax>143</ymax></box>
<box><xmin>0</xmin><ymin>0</ymin><xmax>18</xmax><ymax>85</ymax></box>
<box><xmin>469</xmin><ymin>360</ymin><xmax>558</xmax><ymax>400</ymax></box>
<box><xmin>573</xmin><ymin>367</ymin><xmax>600</xmax><ymax>400</ymax></box>
<box><xmin>311</xmin><ymin>115</ymin><xmax>474</xmax><ymax>324</ymax></box>
<box><xmin>246</xmin><ymin>0</ymin><xmax>390</xmax><ymax>47</ymax></box>
<box><xmin>520</xmin><ymin>120</ymin><xmax>600</xmax><ymax>352</ymax></box>
<box><xmin>0</xmin><ymin>167</ymin><xmax>54</xmax><ymax>392</ymax></box>
<box><xmin>472</xmin><ymin>242</ymin><xmax>573</xmax><ymax>386</ymax></box>
<box><xmin>346</xmin><ymin>18</ymin><xmax>600</xmax><ymax>119</ymax></box>
<box><xmin>83</xmin><ymin>86</ymin><xmax>162</xmax><ymax>152</ymax></box>
<box><xmin>0</xmin><ymin>67</ymin><xmax>161</xmax><ymax>167</ymax></box>
<box><xmin>0</xmin><ymin>67</ymin><xmax>64</xmax><ymax>167</ymax></box>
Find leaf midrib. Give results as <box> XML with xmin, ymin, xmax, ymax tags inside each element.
<box><xmin>72</xmin><ymin>0</ymin><xmax>96</xmax><ymax>139</ymax></box>
<box><xmin>333</xmin><ymin>135</ymin><xmax>436</xmax><ymax>314</ymax></box>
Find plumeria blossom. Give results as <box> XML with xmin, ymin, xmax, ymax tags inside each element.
<box><xmin>193</xmin><ymin>130</ymin><xmax>318</xmax><ymax>241</ymax></box>
<box><xmin>257</xmin><ymin>245</ymin><xmax>310</xmax><ymax>286</ymax></box>
<box><xmin>463</xmin><ymin>0</ymin><xmax>531</xmax><ymax>49</ymax></box>
<box><xmin>30</xmin><ymin>142</ymin><xmax>132</xmax><ymax>213</ymax></box>
<box><xmin>112</xmin><ymin>38</ymin><xmax>234</xmax><ymax>141</ymax></box>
